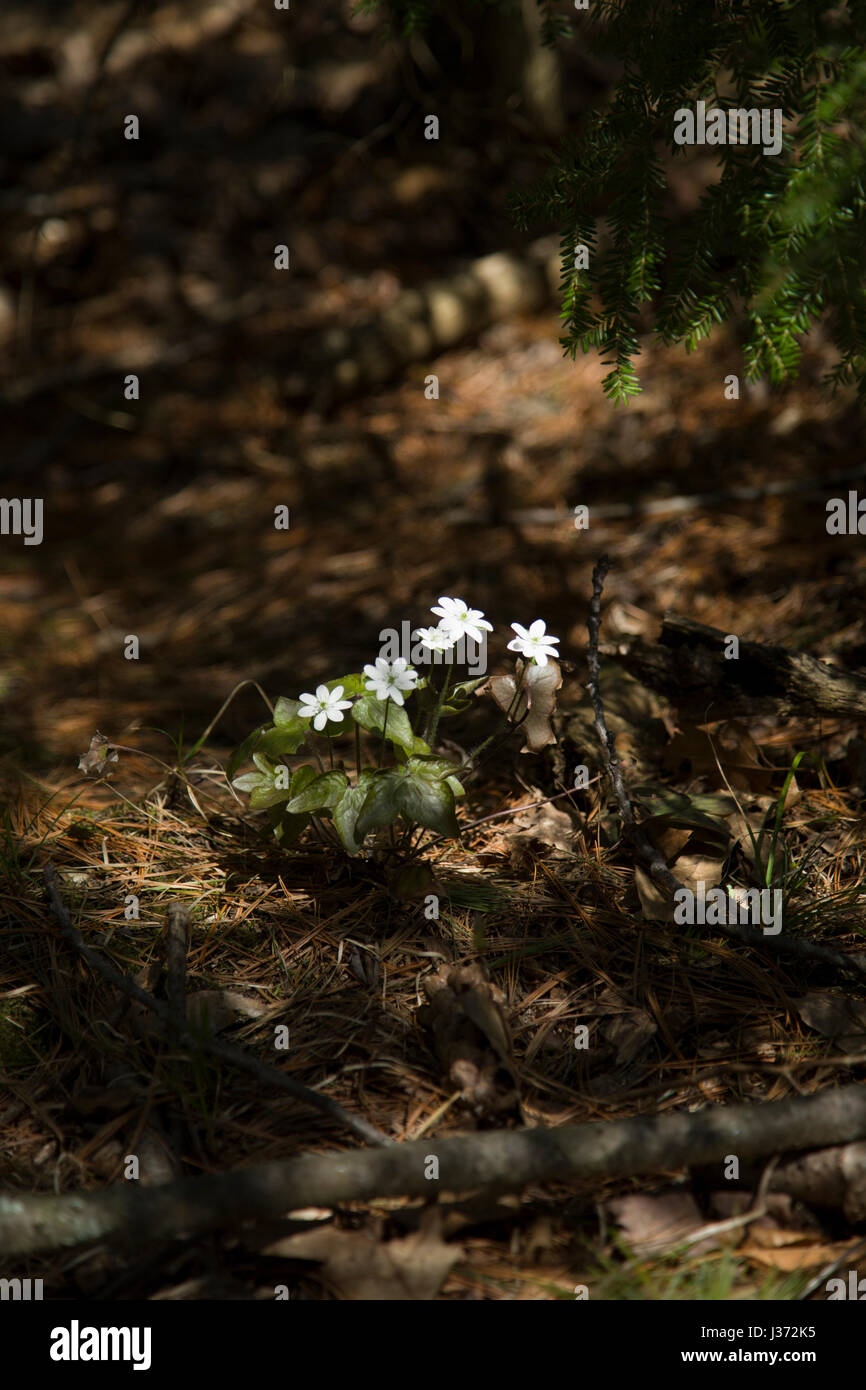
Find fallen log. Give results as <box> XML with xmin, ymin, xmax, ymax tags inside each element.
<box><xmin>287</xmin><ymin>237</ymin><xmax>561</xmax><ymax>405</ymax></box>
<box><xmin>4</xmin><ymin>1083</ymin><xmax>866</xmax><ymax>1256</ymax></box>
<box><xmin>604</xmin><ymin>612</ymin><xmax>866</xmax><ymax>721</ymax></box>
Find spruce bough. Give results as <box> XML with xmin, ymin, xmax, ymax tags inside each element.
<box><xmin>372</xmin><ymin>0</ymin><xmax>866</xmax><ymax>404</ymax></box>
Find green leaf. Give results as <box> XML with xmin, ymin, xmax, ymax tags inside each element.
<box><xmin>356</xmin><ymin>770</ymin><xmax>403</xmax><ymax>838</ymax></box>
<box><xmin>351</xmin><ymin>694</ymin><xmax>426</xmax><ymax>755</ymax></box>
<box><xmin>333</xmin><ymin>771</ymin><xmax>377</xmax><ymax>854</ymax></box>
<box><xmin>633</xmin><ymin>789</ymin><xmax>736</xmax><ymax>838</ymax></box>
<box><xmin>396</xmin><ymin>771</ymin><xmax>460</xmax><ymax>839</ymax></box>
<box><xmin>406</xmin><ymin>754</ymin><xmax>460</xmax><ymax>779</ymax></box>
<box><xmin>289</xmin><ymin>765</ymin><xmax>317</xmax><ymax>798</ymax></box>
<box><xmin>231</xmin><ymin>771</ymin><xmax>267</xmax><ymax>793</ymax></box>
<box><xmin>437</xmin><ymin>677</ymin><xmax>487</xmax><ymax>717</ymax></box>
<box><xmin>285</xmin><ymin>769</ymin><xmax>347</xmax><ymax>815</ymax></box>
<box><xmin>240</xmin><ymin>753</ymin><xmax>294</xmax><ymax>810</ymax></box>
<box><xmin>249</xmin><ymin>773</ymin><xmax>293</xmax><ymax>811</ymax></box>
<box><xmin>227</xmin><ymin>726</ymin><xmax>264</xmax><ymax>779</ymax></box>
<box><xmin>269</xmin><ymin>805</ymin><xmax>311</xmax><ymax>846</ymax></box>
<box><xmin>326</xmin><ymin>674</ymin><xmax>368</xmax><ymax>698</ymax></box>
<box><xmin>317</xmin><ymin>719</ymin><xmax>355</xmax><ymax>740</ymax></box>
<box><xmin>273</xmin><ymin>697</ymin><xmax>302</xmax><ymax>726</ymax></box>
<box><xmin>446</xmin><ymin>775</ymin><xmax>466</xmax><ymax>799</ymax></box>
<box><xmin>258</xmin><ymin>723</ymin><xmax>308</xmax><ymax>758</ymax></box>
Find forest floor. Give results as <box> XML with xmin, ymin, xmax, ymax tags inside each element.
<box><xmin>2</xmin><ymin>0</ymin><xmax>866</xmax><ymax>1300</ymax></box>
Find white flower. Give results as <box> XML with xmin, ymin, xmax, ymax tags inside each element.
<box><xmin>507</xmin><ymin>619</ymin><xmax>560</xmax><ymax>667</ymax></box>
<box><xmin>430</xmin><ymin>596</ymin><xmax>493</xmax><ymax>645</ymax></box>
<box><xmin>363</xmin><ymin>657</ymin><xmax>418</xmax><ymax>706</ymax></box>
<box><xmin>413</xmin><ymin>625</ymin><xmax>457</xmax><ymax>653</ymax></box>
<box><xmin>297</xmin><ymin>683</ymin><xmax>353</xmax><ymax>732</ymax></box>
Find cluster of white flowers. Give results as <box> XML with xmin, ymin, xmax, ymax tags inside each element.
<box><xmin>297</xmin><ymin>597</ymin><xmax>560</xmax><ymax>729</ymax></box>
<box><xmin>415</xmin><ymin>596</ymin><xmax>559</xmax><ymax>665</ymax></box>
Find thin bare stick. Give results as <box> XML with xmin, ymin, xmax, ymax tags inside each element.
<box><xmin>459</xmin><ymin>779</ymin><xmax>602</xmax><ymax>832</ymax></box>
<box><xmin>164</xmin><ymin>903</ymin><xmax>190</xmax><ymax>1032</ymax></box>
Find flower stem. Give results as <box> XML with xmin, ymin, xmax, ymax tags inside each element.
<box><xmin>379</xmin><ymin>699</ymin><xmax>390</xmax><ymax>767</ymax></box>
<box><xmin>428</xmin><ymin>663</ymin><xmax>454</xmax><ymax>749</ymax></box>
<box><xmin>461</xmin><ymin>708</ymin><xmax>529</xmax><ymax>780</ymax></box>
<box><xmin>460</xmin><ymin>660</ymin><xmax>530</xmax><ymax>777</ymax></box>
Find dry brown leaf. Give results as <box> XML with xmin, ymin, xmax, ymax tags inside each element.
<box><xmin>725</xmin><ymin>798</ymin><xmax>775</xmax><ymax>868</ymax></box>
<box><xmin>262</xmin><ymin>1213</ymin><xmax>461</xmax><ymax>1300</ymax></box>
<box><xmin>387</xmin><ymin>860</ymin><xmax>444</xmax><ymax>903</ymax></box>
<box><xmin>634</xmin><ymin>864</ymin><xmax>670</xmax><ymax>922</ymax></box>
<box><xmin>740</xmin><ymin>1238</ymin><xmax>856</xmax><ymax>1272</ymax></box>
<box><xmin>419</xmin><ymin>961</ymin><xmax>517</xmax><ymax>1115</ymax></box>
<box><xmin>186</xmin><ymin>989</ymin><xmax>269</xmax><ymax>1033</ymax></box>
<box><xmin>643</xmin><ymin>816</ymin><xmax>693</xmax><ymax>862</ymax></box>
<box><xmin>746</xmin><ymin>1225</ymin><xmax>823</xmax><ymax>1250</ymax></box>
<box><xmin>77</xmin><ymin>731</ymin><xmax>119</xmax><ymax>776</ymax></box>
<box><xmin>662</xmin><ymin>720</ymin><xmax>778</xmax><ymax>795</ymax></box>
<box><xmin>603</xmin><ymin>1008</ymin><xmax>657</xmax><ymax>1066</ymax></box>
<box><xmin>489</xmin><ymin>658</ymin><xmax>562</xmax><ymax>752</ymax></box>
<box><xmin>505</xmin><ymin>793</ymin><xmax>576</xmax><ymax>855</ymax></box>
<box><xmin>605</xmin><ymin>602</ymin><xmax>658</xmax><ymax>639</ymax></box>
<box><xmin>674</xmin><ymin>851</ymin><xmax>728</xmax><ymax>892</ymax></box>
<box><xmin>606</xmin><ymin>1190</ymin><xmax>711</xmax><ymax>1256</ymax></box>
<box><xmin>635</xmin><ymin>849</ymin><xmax>726</xmax><ymax>922</ymax></box>
<box><xmin>795</xmin><ymin>992</ymin><xmax>866</xmax><ymax>1051</ymax></box>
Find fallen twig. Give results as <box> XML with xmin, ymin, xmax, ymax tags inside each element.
<box><xmin>43</xmin><ymin>864</ymin><xmax>391</xmax><ymax>1149</ymax></box>
<box><xmin>164</xmin><ymin>903</ymin><xmax>190</xmax><ymax>1032</ymax></box>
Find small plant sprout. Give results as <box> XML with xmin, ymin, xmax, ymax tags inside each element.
<box><xmin>363</xmin><ymin>657</ymin><xmax>418</xmax><ymax>705</ymax></box>
<box><xmin>298</xmin><ymin>684</ymin><xmax>353</xmax><ymax>731</ymax></box>
<box><xmin>230</xmin><ymin>599</ymin><xmax>563</xmax><ymax>860</ymax></box>
<box><xmin>507</xmin><ymin>619</ymin><xmax>560</xmax><ymax>666</ymax></box>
